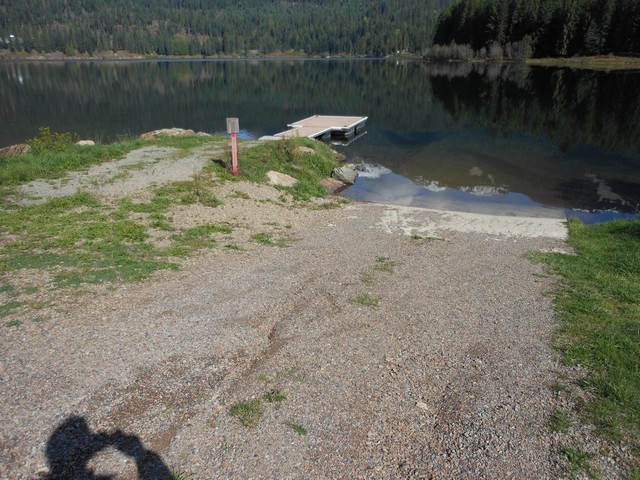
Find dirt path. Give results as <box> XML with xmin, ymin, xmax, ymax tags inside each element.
<box><xmin>1</xmin><ymin>145</ymin><xmax>582</xmax><ymax>479</ymax></box>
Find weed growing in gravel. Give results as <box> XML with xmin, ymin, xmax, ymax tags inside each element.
<box><xmin>549</xmin><ymin>409</ymin><xmax>573</xmax><ymax>433</ymax></box>
<box><xmin>4</xmin><ymin>319</ymin><xmax>22</xmax><ymax>327</ymax></box>
<box><xmin>374</xmin><ymin>257</ymin><xmax>397</xmax><ymax>273</ymax></box>
<box><xmin>350</xmin><ymin>294</ymin><xmax>380</xmax><ymax>308</ymax></box>
<box><xmin>229</xmin><ymin>399</ymin><xmax>264</xmax><ymax>428</ymax></box>
<box><xmin>286</xmin><ymin>422</ymin><xmax>308</xmax><ymax>435</ymax></box>
<box><xmin>562</xmin><ymin>446</ymin><xmax>593</xmax><ymax>476</ymax></box>
<box><xmin>170</xmin><ymin>468</ymin><xmax>195</xmax><ymax>480</ymax></box>
<box><xmin>0</xmin><ymin>301</ymin><xmax>25</xmax><ymax>318</ymax></box>
<box><xmin>251</xmin><ymin>233</ymin><xmax>272</xmax><ymax>245</ymax></box>
<box><xmin>411</xmin><ymin>234</ymin><xmax>443</xmax><ymax>244</ymax></box>
<box><xmin>360</xmin><ymin>273</ymin><xmax>375</xmax><ymax>286</ymax></box>
<box><xmin>263</xmin><ymin>389</ymin><xmax>286</xmax><ymax>403</ymax></box>
<box><xmin>227</xmin><ymin>190</ymin><xmax>251</xmax><ymax>200</ymax></box>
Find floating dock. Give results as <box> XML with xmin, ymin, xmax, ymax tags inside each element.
<box><xmin>265</xmin><ymin>115</ymin><xmax>368</xmax><ymax>141</ymax></box>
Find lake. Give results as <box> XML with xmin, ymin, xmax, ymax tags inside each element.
<box><xmin>1</xmin><ymin>59</ymin><xmax>639</xmax><ymax>222</ymax></box>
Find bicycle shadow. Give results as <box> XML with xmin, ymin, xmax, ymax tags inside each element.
<box><xmin>42</xmin><ymin>415</ymin><xmax>172</xmax><ymax>480</ymax></box>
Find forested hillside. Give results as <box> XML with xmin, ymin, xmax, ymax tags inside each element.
<box><xmin>431</xmin><ymin>0</ymin><xmax>640</xmax><ymax>59</ymax></box>
<box><xmin>0</xmin><ymin>0</ymin><xmax>451</xmax><ymax>57</ymax></box>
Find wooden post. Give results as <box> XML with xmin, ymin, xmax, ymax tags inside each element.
<box><xmin>226</xmin><ymin>118</ymin><xmax>240</xmax><ymax>176</ymax></box>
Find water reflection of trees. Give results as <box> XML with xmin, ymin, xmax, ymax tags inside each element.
<box><xmin>1</xmin><ymin>60</ymin><xmax>639</xmax><ymax>154</ymax></box>
<box><xmin>428</xmin><ymin>63</ymin><xmax>640</xmax><ymax>152</ymax></box>
<box><xmin>0</xmin><ymin>60</ymin><xmax>443</xmax><ymax>144</ymax></box>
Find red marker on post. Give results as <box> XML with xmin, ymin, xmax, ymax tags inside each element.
<box><xmin>226</xmin><ymin>117</ymin><xmax>240</xmax><ymax>176</ymax></box>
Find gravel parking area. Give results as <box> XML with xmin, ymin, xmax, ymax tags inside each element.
<box><xmin>0</xmin><ymin>146</ymin><xmax>582</xmax><ymax>479</ymax></box>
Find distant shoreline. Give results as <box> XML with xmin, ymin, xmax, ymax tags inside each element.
<box><xmin>2</xmin><ymin>50</ymin><xmax>639</xmax><ymax>70</ymax></box>
<box><xmin>0</xmin><ymin>50</ymin><xmax>414</xmax><ymax>62</ymax></box>
<box><xmin>525</xmin><ymin>55</ymin><xmax>640</xmax><ymax>71</ymax></box>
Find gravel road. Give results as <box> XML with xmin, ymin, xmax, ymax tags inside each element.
<box><xmin>1</xmin><ymin>145</ymin><xmax>606</xmax><ymax>479</ymax></box>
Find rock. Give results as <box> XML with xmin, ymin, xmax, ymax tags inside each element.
<box><xmin>320</xmin><ymin>177</ymin><xmax>347</xmax><ymax>193</ymax></box>
<box><xmin>332</xmin><ymin>165</ymin><xmax>358</xmax><ymax>185</ymax></box>
<box><xmin>266</xmin><ymin>171</ymin><xmax>298</xmax><ymax>187</ymax></box>
<box><xmin>416</xmin><ymin>401</ymin><xmax>430</xmax><ymax>411</ymax></box>
<box><xmin>139</xmin><ymin>128</ymin><xmax>196</xmax><ymax>140</ymax></box>
<box><xmin>332</xmin><ymin>150</ymin><xmax>347</xmax><ymax>162</ymax></box>
<box><xmin>196</xmin><ymin>132</ymin><xmax>213</xmax><ymax>137</ymax></box>
<box><xmin>76</xmin><ymin>140</ymin><xmax>95</xmax><ymax>146</ymax></box>
<box><xmin>295</xmin><ymin>146</ymin><xmax>315</xmax><ymax>154</ymax></box>
<box><xmin>0</xmin><ymin>143</ymin><xmax>31</xmax><ymax>157</ymax></box>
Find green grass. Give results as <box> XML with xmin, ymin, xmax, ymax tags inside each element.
<box><xmin>0</xmin><ymin>300</ymin><xmax>25</xmax><ymax>317</ymax></box>
<box><xmin>0</xmin><ymin>140</ymin><xmax>143</xmax><ymax>187</ymax></box>
<box><xmin>207</xmin><ymin>137</ymin><xmax>339</xmax><ymax>201</ymax></box>
<box><xmin>535</xmin><ymin>218</ymin><xmax>640</xmax><ymax>457</ymax></box>
<box><xmin>229</xmin><ymin>399</ymin><xmax>264</xmax><ymax>428</ymax></box>
<box><xmin>374</xmin><ymin>256</ymin><xmax>398</xmax><ymax>273</ymax></box>
<box><xmin>549</xmin><ymin>408</ymin><xmax>573</xmax><ymax>434</ymax></box>
<box><xmin>263</xmin><ymin>389</ymin><xmax>286</xmax><ymax>403</ymax></box>
<box><xmin>251</xmin><ymin>233</ymin><xmax>272</xmax><ymax>245</ymax></box>
<box><xmin>562</xmin><ymin>446</ymin><xmax>593</xmax><ymax>476</ymax></box>
<box><xmin>227</xmin><ymin>190</ymin><xmax>251</xmax><ymax>200</ymax></box>
<box><xmin>4</xmin><ymin>318</ymin><xmax>23</xmax><ymax>327</ymax></box>
<box><xmin>286</xmin><ymin>422</ymin><xmax>308</xmax><ymax>435</ymax></box>
<box><xmin>170</xmin><ymin>468</ymin><xmax>195</xmax><ymax>480</ymax></box>
<box><xmin>350</xmin><ymin>293</ymin><xmax>380</xmax><ymax>308</ymax></box>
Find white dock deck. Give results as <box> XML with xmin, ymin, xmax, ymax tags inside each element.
<box><xmin>271</xmin><ymin>115</ymin><xmax>368</xmax><ymax>140</ymax></box>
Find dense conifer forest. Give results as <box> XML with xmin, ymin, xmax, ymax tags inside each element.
<box><xmin>431</xmin><ymin>0</ymin><xmax>640</xmax><ymax>59</ymax></box>
<box><xmin>1</xmin><ymin>0</ymin><xmax>638</xmax><ymax>58</ymax></box>
<box><xmin>0</xmin><ymin>0</ymin><xmax>450</xmax><ymax>56</ymax></box>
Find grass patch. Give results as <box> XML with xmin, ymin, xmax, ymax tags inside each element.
<box><xmin>360</xmin><ymin>273</ymin><xmax>375</xmax><ymax>286</ymax></box>
<box><xmin>143</xmin><ymin>134</ymin><xmax>226</xmax><ymax>150</ymax></box>
<box><xmin>207</xmin><ymin>138</ymin><xmax>339</xmax><ymax>201</ymax></box>
<box><xmin>549</xmin><ymin>409</ymin><xmax>573</xmax><ymax>434</ymax></box>
<box><xmin>286</xmin><ymin>422</ymin><xmax>308</xmax><ymax>436</ymax></box>
<box><xmin>0</xmin><ymin>191</ymin><xmax>180</xmax><ymax>294</ymax></box>
<box><xmin>229</xmin><ymin>399</ymin><xmax>264</xmax><ymax>428</ymax></box>
<box><xmin>227</xmin><ymin>190</ymin><xmax>251</xmax><ymax>200</ymax></box>
<box><xmin>251</xmin><ymin>233</ymin><xmax>272</xmax><ymax>245</ymax></box>
<box><xmin>263</xmin><ymin>389</ymin><xmax>286</xmax><ymax>403</ymax></box>
<box><xmin>4</xmin><ymin>318</ymin><xmax>23</xmax><ymax>327</ymax></box>
<box><xmin>350</xmin><ymin>293</ymin><xmax>380</xmax><ymax>308</ymax></box>
<box><xmin>0</xmin><ymin>138</ymin><xmax>143</xmax><ymax>187</ymax></box>
<box><xmin>562</xmin><ymin>446</ymin><xmax>593</xmax><ymax>476</ymax></box>
<box><xmin>0</xmin><ymin>301</ymin><xmax>25</xmax><ymax>317</ymax></box>
<box><xmin>374</xmin><ymin>256</ymin><xmax>398</xmax><ymax>273</ymax></box>
<box><xmin>170</xmin><ymin>468</ymin><xmax>195</xmax><ymax>480</ymax></box>
<box><xmin>411</xmin><ymin>234</ymin><xmax>443</xmax><ymax>243</ymax></box>
<box><xmin>535</xmin><ymin>218</ymin><xmax>640</xmax><ymax>456</ymax></box>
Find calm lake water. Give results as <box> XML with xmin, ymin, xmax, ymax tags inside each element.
<box><xmin>1</xmin><ymin>59</ymin><xmax>639</xmax><ymax>221</ymax></box>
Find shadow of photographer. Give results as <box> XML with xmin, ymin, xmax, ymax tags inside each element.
<box><xmin>42</xmin><ymin>415</ymin><xmax>172</xmax><ymax>480</ymax></box>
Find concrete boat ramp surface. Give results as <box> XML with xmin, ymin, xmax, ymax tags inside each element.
<box><xmin>1</xmin><ymin>191</ymin><xmax>588</xmax><ymax>478</ymax></box>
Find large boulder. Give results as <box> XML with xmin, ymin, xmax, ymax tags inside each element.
<box><xmin>76</xmin><ymin>140</ymin><xmax>95</xmax><ymax>146</ymax></box>
<box><xmin>266</xmin><ymin>170</ymin><xmax>298</xmax><ymax>187</ymax></box>
<box><xmin>139</xmin><ymin>128</ymin><xmax>196</xmax><ymax>140</ymax></box>
<box><xmin>331</xmin><ymin>165</ymin><xmax>358</xmax><ymax>185</ymax></box>
<box><xmin>0</xmin><ymin>143</ymin><xmax>31</xmax><ymax>158</ymax></box>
